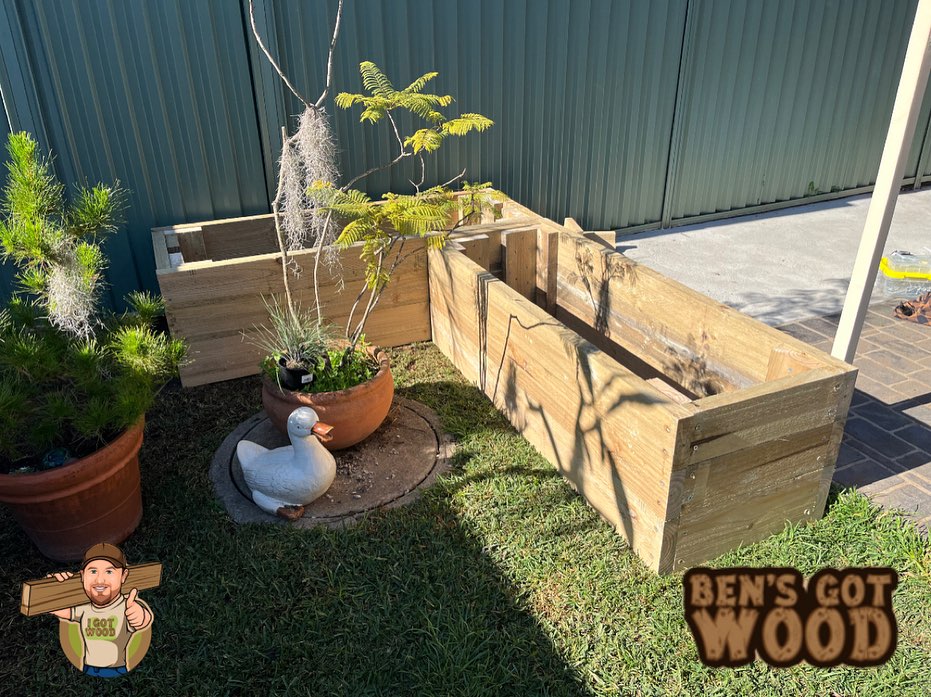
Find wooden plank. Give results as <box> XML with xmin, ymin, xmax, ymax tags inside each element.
<box><xmin>766</xmin><ymin>345</ymin><xmax>829</xmax><ymax>381</ymax></box>
<box><xmin>151</xmin><ymin>231</ymin><xmax>171</xmax><ymax>272</ymax></box>
<box><xmin>452</xmin><ymin>233</ymin><xmax>491</xmax><ymax>270</ymax></box>
<box><xmin>679</xmin><ymin>424</ymin><xmax>838</xmax><ymax>518</ymax></box>
<box><xmin>175</xmin><ymin>227</ymin><xmax>208</xmax><ymax>263</ymax></box>
<box><xmin>157</xmin><ymin>241</ymin><xmax>431</xmax><ymax>387</ymax></box>
<box><xmin>201</xmin><ymin>217</ymin><xmax>277</xmax><ymax>261</ymax></box>
<box><xmin>178</xmin><ymin>297</ymin><xmax>429</xmax><ymax>387</ymax></box>
<box><xmin>672</xmin><ymin>468</ymin><xmax>825</xmax><ymax>570</ymax></box>
<box><xmin>20</xmin><ymin>563</ymin><xmax>162</xmax><ymax>617</ymax></box>
<box><xmin>165</xmin><ymin>265</ymin><xmax>427</xmax><ymax>339</ymax></box>
<box><xmin>565</xmin><ymin>217</ymin><xmax>617</xmax><ymax>247</ymax></box>
<box><xmin>502</xmin><ymin>228</ymin><xmax>537</xmax><ymax>300</ymax></box>
<box><xmin>535</xmin><ymin>227</ymin><xmax>559</xmax><ymax>313</ymax></box>
<box><xmin>647</xmin><ymin>378</ymin><xmax>691</xmax><ymax>404</ymax></box>
<box><xmin>555</xmin><ymin>232</ymin><xmax>852</xmax><ymax>389</ymax></box>
<box><xmin>664</xmin><ymin>367</ymin><xmax>857</xmax><ymax>569</ymax></box>
<box><xmin>584</xmin><ymin>231</ymin><xmax>617</xmax><ymax>249</ymax></box>
<box><xmin>563</xmin><ymin>217</ymin><xmax>584</xmax><ymax>232</ymax></box>
<box><xmin>157</xmin><ymin>239</ymin><xmax>424</xmax><ymax>306</ymax></box>
<box><xmin>156</xmin><ymin>214</ymin><xmax>278</xmax><ymax>261</ymax></box>
<box><xmin>685</xmin><ymin>367</ymin><xmax>856</xmax><ymax>466</ymax></box>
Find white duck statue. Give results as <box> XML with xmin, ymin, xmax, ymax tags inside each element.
<box><xmin>236</xmin><ymin>407</ymin><xmax>337</xmax><ymax>520</ymax></box>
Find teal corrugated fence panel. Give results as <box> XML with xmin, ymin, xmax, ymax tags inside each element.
<box><xmin>1</xmin><ymin>0</ymin><xmax>931</xmax><ymax>304</ymax></box>
<box><xmin>663</xmin><ymin>0</ymin><xmax>931</xmax><ymax>224</ymax></box>
<box><xmin>248</xmin><ymin>0</ymin><xmax>688</xmax><ymax>231</ymax></box>
<box><xmin>0</xmin><ymin>0</ymin><xmax>268</xmax><ymax>307</ymax></box>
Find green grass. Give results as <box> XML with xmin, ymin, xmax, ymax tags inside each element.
<box><xmin>1</xmin><ymin>342</ymin><xmax>929</xmax><ymax>695</ymax></box>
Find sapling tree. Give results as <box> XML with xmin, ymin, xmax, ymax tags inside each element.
<box><xmin>249</xmin><ymin>0</ymin><xmax>344</xmax><ymax>329</ymax></box>
<box><xmin>250</xmin><ymin>0</ymin><xmax>501</xmax><ymax>376</ymax></box>
<box><xmin>318</xmin><ymin>61</ymin><xmax>501</xmax><ymax>353</ymax></box>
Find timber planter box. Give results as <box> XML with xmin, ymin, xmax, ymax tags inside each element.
<box><xmin>151</xmin><ymin>214</ymin><xmax>432</xmax><ymax>387</ymax></box>
<box><xmin>153</xmin><ymin>196</ymin><xmax>856</xmax><ymax>573</ymax></box>
<box><xmin>428</xmin><ymin>200</ymin><xmax>857</xmax><ymax>574</ymax></box>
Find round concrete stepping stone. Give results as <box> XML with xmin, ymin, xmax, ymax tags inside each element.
<box><xmin>210</xmin><ymin>397</ymin><xmax>452</xmax><ymax>527</ymax></box>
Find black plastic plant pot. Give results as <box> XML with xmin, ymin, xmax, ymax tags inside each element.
<box><xmin>277</xmin><ymin>356</ymin><xmax>313</xmax><ymax>391</ymax></box>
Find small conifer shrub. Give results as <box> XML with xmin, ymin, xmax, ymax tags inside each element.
<box><xmin>0</xmin><ymin>132</ymin><xmax>185</xmax><ymax>472</ymax></box>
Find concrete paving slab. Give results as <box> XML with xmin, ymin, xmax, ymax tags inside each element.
<box><xmin>619</xmin><ymin>188</ymin><xmax>931</xmax><ymax>326</ymax></box>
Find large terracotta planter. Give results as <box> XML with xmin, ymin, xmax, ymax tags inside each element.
<box><xmin>0</xmin><ymin>420</ymin><xmax>144</xmax><ymax>561</ymax></box>
<box><xmin>262</xmin><ymin>349</ymin><xmax>394</xmax><ymax>450</ymax></box>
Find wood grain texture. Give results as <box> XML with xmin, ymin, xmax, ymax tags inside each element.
<box><xmin>502</xmin><ymin>229</ymin><xmax>537</xmax><ymax>300</ymax></box>
<box><xmin>429</xmin><ymin>246</ymin><xmax>686</xmax><ymax>571</ymax></box>
<box><xmin>766</xmin><ymin>345</ymin><xmax>828</xmax><ymax>380</ymax></box>
<box><xmin>428</xmin><ymin>230</ymin><xmax>857</xmax><ymax>574</ymax></box>
<box><xmin>20</xmin><ymin>563</ymin><xmax>162</xmax><ymax>616</ymax></box>
<box><xmin>452</xmin><ymin>233</ymin><xmax>492</xmax><ymax>271</ymax></box>
<box><xmin>536</xmin><ymin>227</ymin><xmax>559</xmax><ymax>313</ymax></box>
<box><xmin>151</xmin><ymin>231</ymin><xmax>171</xmax><ymax>272</ymax></box>
<box><xmin>584</xmin><ymin>231</ymin><xmax>617</xmax><ymax>249</ymax></box>
<box><xmin>175</xmin><ymin>228</ymin><xmax>208</xmax><ymax>264</ymax></box>
<box><xmin>157</xmin><ymin>240</ymin><xmax>430</xmax><ymax>387</ymax></box>
<box><xmin>554</xmin><ymin>232</ymin><xmax>849</xmax><ymax>390</ymax></box>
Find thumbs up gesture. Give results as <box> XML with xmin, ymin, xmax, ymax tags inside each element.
<box><xmin>124</xmin><ymin>588</ymin><xmax>149</xmax><ymax>630</ymax></box>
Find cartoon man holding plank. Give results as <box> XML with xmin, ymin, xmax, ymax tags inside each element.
<box><xmin>44</xmin><ymin>543</ymin><xmax>154</xmax><ymax>678</ymax></box>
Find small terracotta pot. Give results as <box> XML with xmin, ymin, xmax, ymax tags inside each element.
<box><xmin>262</xmin><ymin>348</ymin><xmax>394</xmax><ymax>450</ymax></box>
<box><xmin>0</xmin><ymin>420</ymin><xmax>144</xmax><ymax>561</ymax></box>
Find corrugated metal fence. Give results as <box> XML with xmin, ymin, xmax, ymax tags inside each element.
<box><xmin>1</xmin><ymin>0</ymin><xmax>930</xmax><ymax>303</ymax></box>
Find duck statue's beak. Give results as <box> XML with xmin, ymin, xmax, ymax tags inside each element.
<box><xmin>312</xmin><ymin>422</ymin><xmax>334</xmax><ymax>442</ymax></box>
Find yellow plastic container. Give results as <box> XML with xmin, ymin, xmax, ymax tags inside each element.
<box><xmin>878</xmin><ymin>252</ymin><xmax>931</xmax><ymax>297</ymax></box>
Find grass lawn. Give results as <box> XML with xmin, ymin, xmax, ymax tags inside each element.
<box><xmin>1</xmin><ymin>342</ymin><xmax>929</xmax><ymax>695</ymax></box>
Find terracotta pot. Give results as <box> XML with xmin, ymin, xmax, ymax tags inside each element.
<box><xmin>0</xmin><ymin>420</ymin><xmax>144</xmax><ymax>561</ymax></box>
<box><xmin>262</xmin><ymin>348</ymin><xmax>394</xmax><ymax>450</ymax></box>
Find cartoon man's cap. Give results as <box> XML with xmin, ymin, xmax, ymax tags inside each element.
<box><xmin>81</xmin><ymin>543</ymin><xmax>126</xmax><ymax>570</ymax></box>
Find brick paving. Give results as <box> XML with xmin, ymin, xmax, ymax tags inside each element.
<box><xmin>779</xmin><ymin>305</ymin><xmax>931</xmax><ymax>535</ymax></box>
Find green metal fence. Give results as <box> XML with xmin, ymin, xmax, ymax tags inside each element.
<box><xmin>1</xmin><ymin>0</ymin><xmax>930</xmax><ymax>303</ymax></box>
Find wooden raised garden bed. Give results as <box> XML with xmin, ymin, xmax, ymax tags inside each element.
<box><xmin>153</xmin><ymin>195</ymin><xmax>857</xmax><ymax>573</ymax></box>
<box><xmin>151</xmin><ymin>214</ymin><xmax>432</xmax><ymax>387</ymax></box>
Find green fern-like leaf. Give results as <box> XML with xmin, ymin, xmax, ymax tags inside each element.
<box><xmin>334</xmin><ymin>92</ymin><xmax>363</xmax><ymax>109</ymax></box>
<box><xmin>359</xmin><ymin>61</ymin><xmax>396</xmax><ymax>97</ymax></box>
<box><xmin>404</xmin><ymin>129</ymin><xmax>444</xmax><ymax>154</ymax></box>
<box><xmin>404</xmin><ymin>71</ymin><xmax>439</xmax><ymax>94</ymax></box>
<box><xmin>442</xmin><ymin>114</ymin><xmax>494</xmax><ymax>136</ymax></box>
<box><xmin>336</xmin><ymin>218</ymin><xmax>372</xmax><ymax>248</ymax></box>
<box><xmin>398</xmin><ymin>94</ymin><xmax>446</xmax><ymax>123</ymax></box>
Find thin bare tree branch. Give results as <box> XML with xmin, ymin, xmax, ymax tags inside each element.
<box><xmin>341</xmin><ymin>111</ymin><xmax>414</xmax><ymax>191</ymax></box>
<box><xmin>341</xmin><ymin>150</ymin><xmax>410</xmax><ymax>191</ymax></box>
<box><xmin>249</xmin><ymin>0</ymin><xmax>312</xmax><ymax>110</ymax></box>
<box><xmin>440</xmin><ymin>167</ymin><xmax>467</xmax><ymax>189</ymax></box>
<box><xmin>410</xmin><ymin>155</ymin><xmax>426</xmax><ymax>192</ymax></box>
<box><xmin>315</xmin><ymin>0</ymin><xmax>345</xmax><ymax>108</ymax></box>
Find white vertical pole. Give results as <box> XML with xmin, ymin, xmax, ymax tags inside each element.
<box><xmin>832</xmin><ymin>0</ymin><xmax>931</xmax><ymax>363</ymax></box>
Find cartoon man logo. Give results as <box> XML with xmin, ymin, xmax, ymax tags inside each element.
<box><xmin>44</xmin><ymin>543</ymin><xmax>154</xmax><ymax>678</ymax></box>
